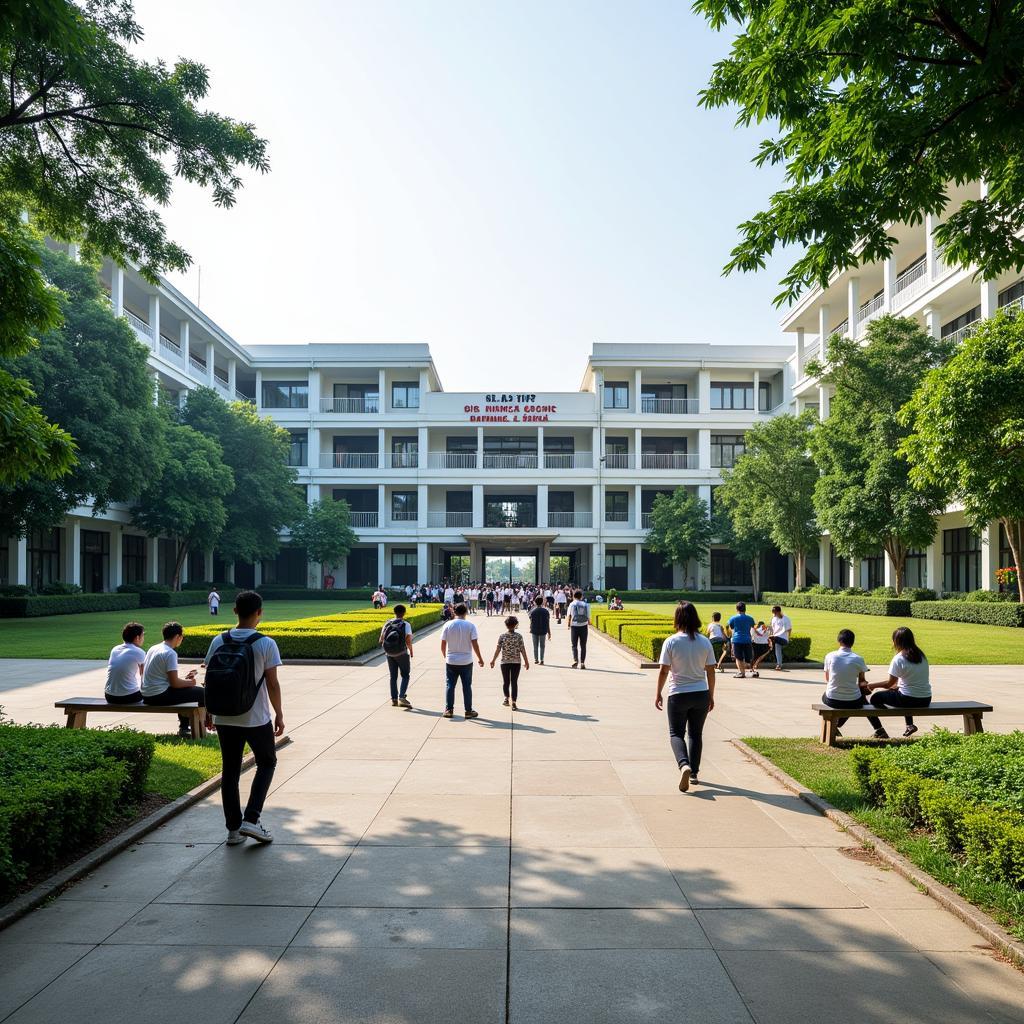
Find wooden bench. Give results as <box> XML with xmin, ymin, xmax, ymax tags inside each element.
<box><xmin>55</xmin><ymin>697</ymin><xmax>207</xmax><ymax>739</ymax></box>
<box><xmin>813</xmin><ymin>700</ymin><xmax>992</xmax><ymax>746</ymax></box>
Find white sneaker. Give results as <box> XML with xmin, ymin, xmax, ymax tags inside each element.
<box><xmin>238</xmin><ymin>820</ymin><xmax>274</xmax><ymax>843</ymax></box>
<box><xmin>678</xmin><ymin>766</ymin><xmax>692</xmax><ymax>792</ymax></box>
<box><xmin>226</xmin><ymin>830</ymin><xmax>245</xmax><ymax>846</ymax></box>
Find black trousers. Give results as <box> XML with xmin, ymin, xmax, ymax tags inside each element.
<box><xmin>144</xmin><ymin>684</ymin><xmax>205</xmax><ymax>726</ymax></box>
<box><xmin>501</xmin><ymin>663</ymin><xmax>521</xmax><ymax>701</ymax></box>
<box><xmin>387</xmin><ymin>653</ymin><xmax>411</xmax><ymax>700</ymax></box>
<box><xmin>570</xmin><ymin>625</ymin><xmax>588</xmax><ymax>664</ymax></box>
<box><xmin>870</xmin><ymin>689</ymin><xmax>931</xmax><ymax>726</ymax></box>
<box><xmin>105</xmin><ymin>691</ymin><xmax>144</xmax><ymax>705</ymax></box>
<box><xmin>217</xmin><ymin>720</ymin><xmax>277</xmax><ymax>831</ymax></box>
<box><xmin>666</xmin><ymin>691</ymin><xmax>710</xmax><ymax>774</ymax></box>
<box><xmin>821</xmin><ymin>693</ymin><xmax>882</xmax><ymax>730</ymax></box>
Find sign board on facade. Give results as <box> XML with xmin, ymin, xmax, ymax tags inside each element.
<box><xmin>464</xmin><ymin>394</ymin><xmax>558</xmax><ymax>423</ymax></box>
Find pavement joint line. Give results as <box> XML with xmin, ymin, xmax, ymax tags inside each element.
<box><xmin>731</xmin><ymin>737</ymin><xmax>1024</xmax><ymax>970</ymax></box>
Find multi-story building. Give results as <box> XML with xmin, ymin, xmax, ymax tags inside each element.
<box><xmin>1</xmin><ymin>246</ymin><xmax>793</xmax><ymax>593</ymax></box>
<box><xmin>780</xmin><ymin>180</ymin><xmax>1018</xmax><ymax>594</ymax></box>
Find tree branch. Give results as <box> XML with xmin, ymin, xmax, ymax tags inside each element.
<box><xmin>913</xmin><ymin>88</ymin><xmax>1002</xmax><ymax>163</ymax></box>
<box><xmin>932</xmin><ymin>4</ymin><xmax>988</xmax><ymax>61</ymax></box>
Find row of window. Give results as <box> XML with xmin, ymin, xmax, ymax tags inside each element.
<box><xmin>263</xmin><ymin>381</ymin><xmax>421</xmax><ymax>410</ymax></box>
<box><xmin>603</xmin><ymin>381</ymin><xmax>772</xmax><ymax>411</ymax></box>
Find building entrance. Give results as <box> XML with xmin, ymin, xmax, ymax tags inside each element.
<box><xmin>484</xmin><ymin>551</ymin><xmax>538</xmax><ymax>583</ymax></box>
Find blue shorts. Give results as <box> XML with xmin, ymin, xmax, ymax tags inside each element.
<box><xmin>732</xmin><ymin>642</ymin><xmax>754</xmax><ymax>664</ymax></box>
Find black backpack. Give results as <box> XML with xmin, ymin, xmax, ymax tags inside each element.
<box><xmin>381</xmin><ymin>618</ymin><xmax>406</xmax><ymax>656</ymax></box>
<box><xmin>205</xmin><ymin>631</ymin><xmax>264</xmax><ymax>716</ymax></box>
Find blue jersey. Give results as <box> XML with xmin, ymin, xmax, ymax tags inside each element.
<box><xmin>727</xmin><ymin>613</ymin><xmax>755</xmax><ymax>644</ymax></box>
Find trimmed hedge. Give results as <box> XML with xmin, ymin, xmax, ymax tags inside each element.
<box><xmin>0</xmin><ymin>726</ymin><xmax>155</xmax><ymax>898</ymax></box>
<box><xmin>762</xmin><ymin>591</ymin><xmax>912</xmax><ymax>617</ymax></box>
<box><xmin>0</xmin><ymin>592</ymin><xmax>140</xmax><ymax>618</ymax></box>
<box><xmin>910</xmin><ymin>600</ymin><xmax>1024</xmax><ymax>628</ymax></box>
<box><xmin>603</xmin><ymin>590</ymin><xmax>751</xmax><ymax>603</ymax></box>
<box><xmin>139</xmin><ymin>590</ymin><xmax>209</xmax><ymax>608</ymax></box>
<box><xmin>618</xmin><ymin>622</ymin><xmax>811</xmax><ymax>663</ymax></box>
<box><xmin>250</xmin><ymin>587</ymin><xmax>374</xmax><ymax>601</ymax></box>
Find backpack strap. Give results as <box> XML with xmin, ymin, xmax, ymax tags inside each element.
<box><xmin>242</xmin><ymin>631</ymin><xmax>263</xmax><ymax>645</ymax></box>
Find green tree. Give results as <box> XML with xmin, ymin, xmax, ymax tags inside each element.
<box><xmin>0</xmin><ymin>241</ymin><xmax>165</xmax><ymax>537</ymax></box>
<box><xmin>713</xmin><ymin>496</ymin><xmax>773</xmax><ymax>600</ymax></box>
<box><xmin>808</xmin><ymin>316</ymin><xmax>952</xmax><ymax>593</ymax></box>
<box><xmin>289</xmin><ymin>499</ymin><xmax>358</xmax><ymax>584</ymax></box>
<box><xmin>181</xmin><ymin>388</ymin><xmax>306</xmax><ymax>566</ymax></box>
<box><xmin>720</xmin><ymin>413</ymin><xmax>820</xmax><ymax>587</ymax></box>
<box><xmin>131</xmin><ymin>422</ymin><xmax>232</xmax><ymax>590</ymax></box>
<box><xmin>695</xmin><ymin>2</ymin><xmax>1024</xmax><ymax>303</ymax></box>
<box><xmin>644</xmin><ymin>488</ymin><xmax>715</xmax><ymax>578</ymax></box>
<box><xmin>900</xmin><ymin>313</ymin><xmax>1024</xmax><ymax>601</ymax></box>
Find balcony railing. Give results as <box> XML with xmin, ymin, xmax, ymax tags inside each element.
<box><xmin>320</xmin><ymin>397</ymin><xmax>380</xmax><ymax>414</ymax></box>
<box><xmin>428</xmin><ymin>511</ymin><xmax>473</xmax><ymax>528</ymax></box>
<box><xmin>640</xmin><ymin>397</ymin><xmax>699</xmax><ymax>415</ymax></box>
<box><xmin>639</xmin><ymin>452</ymin><xmax>699</xmax><ymax>470</ymax></box>
<box><xmin>893</xmin><ymin>259</ymin><xmax>928</xmax><ymax>308</ymax></box>
<box><xmin>485</xmin><ymin>515</ymin><xmax>537</xmax><ymax>529</ymax></box>
<box><xmin>605</xmin><ymin>510</ymin><xmax>630</xmax><ymax>523</ymax></box>
<box><xmin>158</xmin><ymin>334</ymin><xmax>181</xmax><ymax>358</ymax></box>
<box><xmin>319</xmin><ymin>452</ymin><xmax>380</xmax><ymax>469</ymax></box>
<box><xmin>832</xmin><ymin>319</ymin><xmax>849</xmax><ymax>338</ymax></box>
<box><xmin>349</xmin><ymin>511</ymin><xmax>379</xmax><ymax>528</ymax></box>
<box><xmin>390</xmin><ymin>511</ymin><xmax>419</xmax><ymax>523</ymax></box>
<box><xmin>546</xmin><ymin>512</ymin><xmax>593</xmax><ymax>529</ymax></box>
<box><xmin>944</xmin><ymin>319</ymin><xmax>980</xmax><ymax>347</ymax></box>
<box><xmin>389</xmin><ymin>452</ymin><xmax>419</xmax><ymax>469</ymax></box>
<box><xmin>188</xmin><ymin>355</ymin><xmax>208</xmax><ymax>376</ymax></box>
<box><xmin>482</xmin><ymin>453</ymin><xmax>539</xmax><ymax>470</ymax></box>
<box><xmin>1000</xmin><ymin>295</ymin><xmax>1024</xmax><ymax>315</ymax></box>
<box><xmin>543</xmin><ymin>452</ymin><xmax>592</xmax><ymax>469</ymax></box>
<box><xmin>641</xmin><ymin>512</ymin><xmax>653</xmax><ymax>530</ymax></box>
<box><xmin>213</xmin><ymin>374</ymin><xmax>231</xmax><ymax>394</ymax></box>
<box><xmin>427</xmin><ymin>452</ymin><xmax>477</xmax><ymax>469</ymax></box>
<box><xmin>603</xmin><ymin>453</ymin><xmax>633</xmax><ymax>469</ymax></box>
<box><xmin>234</xmin><ymin>389</ymin><xmax>252</xmax><ymax>403</ymax></box>
<box><xmin>124</xmin><ymin>309</ymin><xmax>153</xmax><ymax>339</ymax></box>
<box><xmin>856</xmin><ymin>293</ymin><xmax>885</xmax><ymax>335</ymax></box>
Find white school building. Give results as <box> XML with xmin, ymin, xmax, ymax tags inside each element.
<box><xmin>2</xmin><ymin>189</ymin><xmax>1017</xmax><ymax>594</ymax></box>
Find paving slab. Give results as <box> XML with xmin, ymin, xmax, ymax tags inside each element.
<box><xmin>510</xmin><ymin>908</ymin><xmax>708</xmax><ymax>949</ymax></box>
<box><xmin>359</xmin><ymin>794</ymin><xmax>511</xmax><ymax>846</ymax></box>
<box><xmin>512</xmin><ymin>795</ymin><xmax>653</xmax><ymax>847</ymax></box>
<box><xmin>0</xmin><ymin>898</ymin><xmax>147</xmax><ymax>945</ymax></box>
<box><xmin>0</xmin><ymin>942</ymin><xmax>94</xmax><ymax>1021</ymax></box>
<box><xmin>292</xmin><ymin>908</ymin><xmax>507</xmax><ymax>948</ymax></box>
<box><xmin>104</xmin><ymin>902</ymin><xmax>311</xmax><ymax>947</ymax></box>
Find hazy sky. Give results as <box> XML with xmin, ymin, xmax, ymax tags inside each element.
<box><xmin>131</xmin><ymin>0</ymin><xmax>791</xmax><ymax>391</ymax></box>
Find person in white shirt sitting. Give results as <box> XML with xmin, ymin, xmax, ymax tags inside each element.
<box><xmin>864</xmin><ymin>627</ymin><xmax>932</xmax><ymax>738</ymax></box>
<box><xmin>821</xmin><ymin>628</ymin><xmax>886</xmax><ymax>738</ymax></box>
<box><xmin>104</xmin><ymin>622</ymin><xmax>147</xmax><ymax>705</ymax></box>
<box><xmin>142</xmin><ymin>621</ymin><xmax>204</xmax><ymax>737</ymax></box>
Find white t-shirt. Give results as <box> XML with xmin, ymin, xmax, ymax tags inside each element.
<box><xmin>554</xmin><ymin>591</ymin><xmax>567</xmax><ymax>604</ymax></box>
<box><xmin>441</xmin><ymin>618</ymin><xmax>478</xmax><ymax>665</ymax></box>
<box><xmin>889</xmin><ymin>653</ymin><xmax>931</xmax><ymax>698</ymax></box>
<box><xmin>770</xmin><ymin>614</ymin><xmax>792</xmax><ymax>639</ymax></box>
<box><xmin>659</xmin><ymin>632</ymin><xmax>715</xmax><ymax>695</ymax></box>
<box><xmin>706</xmin><ymin>622</ymin><xmax>726</xmax><ymax>641</ymax></box>
<box><xmin>753</xmin><ymin>625</ymin><xmax>770</xmax><ymax>645</ymax></box>
<box><xmin>142</xmin><ymin>641</ymin><xmax>179</xmax><ymax>697</ymax></box>
<box><xmin>443</xmin><ymin>587</ymin><xmax>455</xmax><ymax>604</ymax></box>
<box><xmin>208</xmin><ymin>591</ymin><xmax>220</xmax><ymax>609</ymax></box>
<box><xmin>204</xmin><ymin>628</ymin><xmax>283</xmax><ymax>728</ymax></box>
<box><xmin>823</xmin><ymin>647</ymin><xmax>867</xmax><ymax>701</ymax></box>
<box><xmin>105</xmin><ymin>642</ymin><xmax>146</xmax><ymax>697</ymax></box>
<box><xmin>567</xmin><ymin>599</ymin><xmax>589</xmax><ymax>626</ymax></box>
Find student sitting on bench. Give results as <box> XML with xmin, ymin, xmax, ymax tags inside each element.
<box><xmin>142</xmin><ymin>621</ymin><xmax>206</xmax><ymax>737</ymax></box>
<box><xmin>104</xmin><ymin>622</ymin><xmax>147</xmax><ymax>704</ymax></box>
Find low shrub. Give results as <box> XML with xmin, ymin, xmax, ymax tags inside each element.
<box><xmin>256</xmin><ymin>587</ymin><xmax>374</xmax><ymax>601</ymax></box>
<box><xmin>902</xmin><ymin>587</ymin><xmax>937</xmax><ymax>602</ymax></box>
<box><xmin>0</xmin><ymin>726</ymin><xmax>155</xmax><ymax>898</ymax></box>
<box><xmin>762</xmin><ymin>591</ymin><xmax>912</xmax><ymax>617</ymax></box>
<box><xmin>601</xmin><ymin>589</ymin><xmax>751</xmax><ymax>603</ymax></box>
<box><xmin>615</xmin><ymin>620</ymin><xmax>812</xmax><ymax>663</ymax></box>
<box><xmin>138</xmin><ymin>590</ymin><xmax>209</xmax><ymax>608</ymax></box>
<box><xmin>0</xmin><ymin>592</ymin><xmax>141</xmax><ymax>618</ymax></box>
<box><xmin>871</xmin><ymin>586</ymin><xmax>898</xmax><ymax>598</ymax></box>
<box><xmin>910</xmin><ymin>600</ymin><xmax>1024</xmax><ymax>628</ymax></box>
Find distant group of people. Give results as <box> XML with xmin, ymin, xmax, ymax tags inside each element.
<box><xmin>705</xmin><ymin>602</ymin><xmax>792</xmax><ymax>677</ymax></box>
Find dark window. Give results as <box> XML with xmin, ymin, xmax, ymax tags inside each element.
<box><xmin>445</xmin><ymin>490</ymin><xmax>472</xmax><ymax>513</ymax></box>
<box><xmin>346</xmin><ymin>547</ymin><xmax>379</xmax><ymax>588</ymax></box>
<box><xmin>543</xmin><ymin>435</ymin><xmax>575</xmax><ymax>453</ymax></box>
<box><xmin>604</xmin><ymin>435</ymin><xmax>630</xmax><ymax>468</ymax></box>
<box><xmin>605</xmin><ymin>549</ymin><xmax>628</xmax><ymax>590</ymax></box>
<box><xmin>865</xmin><ymin>551</ymin><xmax>885</xmax><ymax>591</ymax></box>
<box><xmin>333</xmin><ymin>383</ymin><xmax>379</xmax><ymax>412</ymax></box>
<box><xmin>711</xmin><ymin>382</ymin><xmax>753</xmax><ymax>410</ymax></box>
<box><xmin>28</xmin><ymin>528</ymin><xmax>61</xmax><ymax>591</ymax></box>
<box><xmin>391</xmin><ymin>548</ymin><xmax>418</xmax><ymax>585</ymax></box>
<box><xmin>187</xmin><ymin>548</ymin><xmax>205</xmax><ymax>585</ymax></box>
<box><xmin>391</xmin><ymin>436</ymin><xmax>418</xmax><ymax>467</ymax></box>
<box><xmin>711</xmin><ymin>433</ymin><xmax>745</xmax><ymax>468</ymax></box>
<box><xmin>603</xmin><ymin>381</ymin><xmax>629</xmax><ymax>409</ymax></box>
<box><xmin>391</xmin><ymin>382</ymin><xmax>420</xmax><ymax>409</ymax></box>
<box><xmin>262</xmin><ymin>546</ymin><xmax>307</xmax><ymax>586</ymax></box>
<box><xmin>758</xmin><ymin>380</ymin><xmax>771</xmax><ymax>411</ymax></box>
<box><xmin>262</xmin><ymin>380</ymin><xmax>308</xmax><ymax>409</ymax></box>
<box><xmin>999</xmin><ymin>279</ymin><xmax>1024</xmax><ymax>308</ymax></box>
<box><xmin>830</xmin><ymin>544</ymin><xmax>850</xmax><ymax>588</ymax></box>
<box><xmin>904</xmin><ymin>547</ymin><xmax>926</xmax><ymax>589</ymax></box>
<box><xmin>287</xmin><ymin>430</ymin><xmax>308</xmax><ymax>467</ymax></box>
<box><xmin>391</xmin><ymin>491</ymin><xmax>418</xmax><ymax>521</ymax></box>
<box><xmin>941</xmin><ymin>306</ymin><xmax>981</xmax><ymax>339</ymax></box>
<box><xmin>641</xmin><ymin>490</ymin><xmax>672</xmax><ymax>514</ymax></box>
<box><xmin>605</xmin><ymin>491</ymin><xmax>629</xmax><ymax>522</ymax></box>
<box><xmin>484</xmin><ymin>496</ymin><xmax>536</xmax><ymax>528</ymax></box>
<box><xmin>483</xmin><ymin>434</ymin><xmax>537</xmax><ymax>455</ymax></box>
<box><xmin>548</xmin><ymin>491</ymin><xmax>575</xmax><ymax>514</ymax></box>
<box><xmin>0</xmin><ymin>535</ymin><xmax>7</xmax><ymax>586</ymax></box>
<box><xmin>641</xmin><ymin>437</ymin><xmax>686</xmax><ymax>454</ymax></box>
<box><xmin>446</xmin><ymin>435</ymin><xmax>477</xmax><ymax>453</ymax></box>
<box><xmin>81</xmin><ymin>529</ymin><xmax>110</xmax><ymax>593</ymax></box>
<box><xmin>711</xmin><ymin>549</ymin><xmax>752</xmax><ymax>587</ymax></box>
<box><xmin>943</xmin><ymin>527</ymin><xmax>980</xmax><ymax>592</ymax></box>
<box><xmin>332</xmin><ymin>488</ymin><xmax>377</xmax><ymax>512</ymax></box>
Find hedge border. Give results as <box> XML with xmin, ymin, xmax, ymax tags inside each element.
<box><xmin>910</xmin><ymin>600</ymin><xmax>1024</xmax><ymax>628</ymax></box>
<box><xmin>762</xmin><ymin>591</ymin><xmax>912</xmax><ymax>617</ymax></box>
<box><xmin>0</xmin><ymin>593</ymin><xmax>141</xmax><ymax>618</ymax></box>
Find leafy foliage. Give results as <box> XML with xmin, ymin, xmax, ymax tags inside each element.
<box><xmin>713</xmin><ymin>488</ymin><xmax>773</xmax><ymax>599</ymax></box>
<box><xmin>644</xmin><ymin>488</ymin><xmax>714</xmax><ymax>570</ymax></box>
<box><xmin>289</xmin><ymin>499</ymin><xmax>358</xmax><ymax>576</ymax></box>
<box><xmin>808</xmin><ymin>316</ymin><xmax>951</xmax><ymax>592</ymax></box>
<box><xmin>694</xmin><ymin>1</ymin><xmax>1024</xmax><ymax>303</ymax></box>
<box><xmin>900</xmin><ymin>312</ymin><xmax>1024</xmax><ymax>600</ymax></box>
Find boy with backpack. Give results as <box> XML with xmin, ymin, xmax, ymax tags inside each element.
<box><xmin>566</xmin><ymin>589</ymin><xmax>590</xmax><ymax>669</ymax></box>
<box><xmin>202</xmin><ymin>590</ymin><xmax>284</xmax><ymax>846</ymax></box>
<box><xmin>380</xmin><ymin>603</ymin><xmax>414</xmax><ymax>708</ymax></box>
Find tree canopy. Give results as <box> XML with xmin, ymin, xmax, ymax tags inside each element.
<box><xmin>0</xmin><ymin>240</ymin><xmax>164</xmax><ymax>537</ymax></box>
<box><xmin>289</xmin><ymin>499</ymin><xmax>358</xmax><ymax>580</ymax></box>
<box><xmin>712</xmin><ymin>491</ymin><xmax>773</xmax><ymax>600</ymax></box>
<box><xmin>808</xmin><ymin>316</ymin><xmax>951</xmax><ymax>593</ymax></box>
<box><xmin>644</xmin><ymin>488</ymin><xmax>715</xmax><ymax>576</ymax></box>
<box><xmin>181</xmin><ymin>389</ymin><xmax>306</xmax><ymax>566</ymax></box>
<box><xmin>695</xmin><ymin>1</ymin><xmax>1024</xmax><ymax>304</ymax></box>
<box><xmin>901</xmin><ymin>312</ymin><xmax>1024</xmax><ymax>600</ymax></box>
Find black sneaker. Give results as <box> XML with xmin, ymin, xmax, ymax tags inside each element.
<box><xmin>177</xmin><ymin>724</ymin><xmax>192</xmax><ymax>738</ymax></box>
<box><xmin>391</xmin><ymin>699</ymin><xmax>398</xmax><ymax>707</ymax></box>
<box><xmin>442</xmin><ymin>708</ymin><xmax>454</xmax><ymax>718</ymax></box>
<box><xmin>903</xmin><ymin>724</ymin><xmax>918</xmax><ymax>737</ymax></box>
<box><xmin>464</xmin><ymin>709</ymin><xmax>479</xmax><ymax>719</ymax></box>
<box><xmin>873</xmin><ymin>727</ymin><xmax>890</xmax><ymax>739</ymax></box>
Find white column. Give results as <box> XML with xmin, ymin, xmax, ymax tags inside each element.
<box><xmin>698</xmin><ymin>369</ymin><xmax>711</xmax><ymax>414</ymax></box>
<box><xmin>631</xmin><ymin>543</ymin><xmax>643</xmax><ymax>589</ymax></box>
<box><xmin>980</xmin><ymin>522</ymin><xmax>999</xmax><ymax>591</ymax></box>
<box><xmin>14</xmin><ymin>536</ymin><xmax>28</xmax><ymax>586</ymax></box>
<box><xmin>633</xmin><ymin>427</ymin><xmax>642</xmax><ymax>468</ymax></box>
<box><xmin>819</xmin><ymin>537</ymin><xmax>831</xmax><ymax>587</ymax></box>
<box><xmin>309</xmin><ymin>426</ymin><xmax>321</xmax><ymax>468</ymax></box>
<box><xmin>377</xmin><ymin>484</ymin><xmax>386</xmax><ymax>527</ymax></box>
<box><xmin>591</xmin><ymin>427</ymin><xmax>601</xmax><ymax>463</ymax></box>
<box><xmin>818</xmin><ymin>385</ymin><xmax>829</xmax><ymax>420</ymax></box>
<box><xmin>795</xmin><ymin>327</ymin><xmax>805</xmax><ymax>379</ymax></box>
<box><xmin>752</xmin><ymin>369</ymin><xmax>761</xmax><ymax>412</ymax></box>
<box><xmin>378</xmin><ymin>428</ymin><xmax>386</xmax><ymax>470</ymax></box>
<box><xmin>111</xmin><ymin>528</ymin><xmax>123</xmax><ymax>591</ymax></box>
<box><xmin>179</xmin><ymin>319</ymin><xmax>189</xmax><ymax>364</ymax></box>
<box><xmin>377</xmin><ymin>542</ymin><xmax>388</xmax><ymax>585</ymax></box>
<box><xmin>418</xmin><ymin>367</ymin><xmax>430</xmax><ymax>396</ymax></box>
<box><xmin>148</xmin><ymin>294</ymin><xmax>160</xmax><ymax>349</ymax></box>
<box><xmin>67</xmin><ymin>520</ymin><xmax>81</xmax><ymax>587</ymax></box>
<box><xmin>417</xmin><ymin>541</ymin><xmax>428</xmax><ymax>583</ymax></box>
<box><xmin>633</xmin><ymin>368</ymin><xmax>643</xmax><ymax>413</ymax></box>
<box><xmin>633</xmin><ymin>484</ymin><xmax>642</xmax><ymax>528</ymax></box>
<box><xmin>698</xmin><ymin>428</ymin><xmax>711</xmax><ymax>471</ymax></box>
<box><xmin>698</xmin><ymin>483</ymin><xmax>712</xmax><ymax>513</ymax></box>
<box><xmin>228</xmin><ymin>358</ymin><xmax>237</xmax><ymax>395</ymax></box>
<box><xmin>882</xmin><ymin>257</ymin><xmax>896</xmax><ymax>312</ymax></box>
<box><xmin>472</xmin><ymin>484</ymin><xmax>484</xmax><ymax>528</ymax></box>
<box><xmin>417</xmin><ymin>484</ymin><xmax>428</xmax><ymax>528</ymax></box>
<box><xmin>417</xmin><ymin>426</ymin><xmax>429</xmax><ymax>468</ymax></box>
<box><xmin>925</xmin><ymin>213</ymin><xmax>937</xmax><ymax>278</ymax></box>
<box><xmin>591</xmin><ymin>542</ymin><xmax>604</xmax><ymax>590</ymax></box>
<box><xmin>476</xmin><ymin>426</ymin><xmax>484</xmax><ymax>469</ymax></box>
<box><xmin>883</xmin><ymin>550</ymin><xmax>895</xmax><ymax>588</ymax></box>
<box><xmin>536</xmin><ymin>426</ymin><xmax>544</xmax><ymax>468</ymax></box>
<box><xmin>848</xmin><ymin>559</ymin><xmax>858</xmax><ymax>589</ymax></box>
<box><xmin>204</xmin><ymin>550</ymin><xmax>214</xmax><ymax>582</ymax></box>
<box><xmin>180</xmin><ymin>554</ymin><xmax>188</xmax><ymax>585</ymax></box>
<box><xmin>537</xmin><ymin>484</ymin><xmax>548</xmax><ymax>529</ymax></box>
<box><xmin>847</xmin><ymin>276</ymin><xmax>860</xmax><ymax>338</ymax></box>
<box><xmin>147</xmin><ymin>537</ymin><xmax>159</xmax><ymax>583</ymax></box>
<box><xmin>111</xmin><ymin>266</ymin><xmax>124</xmax><ymax>317</ymax></box>
<box><xmin>923</xmin><ymin>306</ymin><xmax>941</xmax><ymax>339</ymax></box>
<box><xmin>817</xmin><ymin>304</ymin><xmax>831</xmax><ymax>356</ymax></box>
<box><xmin>378</xmin><ymin>369</ymin><xmax>387</xmax><ymax>414</ymax></box>
<box><xmin>255</xmin><ymin>370</ymin><xmax>263</xmax><ymax>412</ymax></box>
<box><xmin>225</xmin><ymin>561</ymin><xmax>235</xmax><ymax>584</ymax></box>
<box><xmin>205</xmin><ymin>341</ymin><xmax>216</xmax><ymax>384</ymax></box>
<box><xmin>981</xmin><ymin>279</ymin><xmax>998</xmax><ymax>319</ymax></box>
<box><xmin>253</xmin><ymin>561</ymin><xmax>262</xmax><ymax>587</ymax></box>
<box><xmin>308</xmin><ymin>368</ymin><xmax>321</xmax><ymax>416</ymax></box>
<box><xmin>67</xmin><ymin>241</ymin><xmax>79</xmax><ymax>262</ymax></box>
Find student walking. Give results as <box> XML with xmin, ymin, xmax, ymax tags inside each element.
<box><xmin>490</xmin><ymin>615</ymin><xmax>530</xmax><ymax>709</ymax></box>
<box><xmin>380</xmin><ymin>603</ymin><xmax>414</xmax><ymax>708</ymax></box>
<box><xmin>440</xmin><ymin>603</ymin><xmax>483</xmax><ymax>719</ymax></box>
<box><xmin>553</xmin><ymin>586</ymin><xmax>567</xmax><ymax>623</ymax></box>
<box><xmin>769</xmin><ymin>605</ymin><xmax>793</xmax><ymax>669</ymax></box>
<box><xmin>821</xmin><ymin>629</ymin><xmax>874</xmax><ymax>737</ymax></box>
<box><xmin>104</xmin><ymin>622</ymin><xmax>146</xmax><ymax>704</ymax></box>
<box><xmin>655</xmin><ymin>602</ymin><xmax>716</xmax><ymax>792</ymax></box>
<box><xmin>528</xmin><ymin>594</ymin><xmax>552</xmax><ymax>665</ymax></box>
<box><xmin>751</xmin><ymin>621</ymin><xmax>771</xmax><ymax>675</ymax></box>
<box><xmin>208</xmin><ymin>589</ymin><xmax>221</xmax><ymax>616</ymax></box>
<box><xmin>727</xmin><ymin>602</ymin><xmax>756</xmax><ymax>678</ymax></box>
<box><xmin>705</xmin><ymin>612</ymin><xmax>727</xmax><ymax>668</ymax></box>
<box><xmin>203</xmin><ymin>590</ymin><xmax>284</xmax><ymax>845</ymax></box>
<box><xmin>865</xmin><ymin>627</ymin><xmax>932</xmax><ymax>738</ymax></box>
<box><xmin>566</xmin><ymin>589</ymin><xmax>590</xmax><ymax>669</ymax></box>
<box><xmin>142</xmin><ymin>621</ymin><xmax>205</xmax><ymax>736</ymax></box>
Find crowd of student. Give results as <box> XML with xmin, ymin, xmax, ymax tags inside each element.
<box><xmin>100</xmin><ymin>588</ymin><xmax>932</xmax><ymax>845</ymax></box>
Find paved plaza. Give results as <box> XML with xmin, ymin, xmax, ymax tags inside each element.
<box><xmin>1</xmin><ymin>617</ymin><xmax>1023</xmax><ymax>1023</ymax></box>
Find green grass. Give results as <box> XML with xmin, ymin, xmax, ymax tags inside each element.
<box><xmin>147</xmin><ymin>735</ymin><xmax>225</xmax><ymax>800</ymax></box>
<box><xmin>631</xmin><ymin>601</ymin><xmax>1024</xmax><ymax>664</ymax></box>
<box><xmin>0</xmin><ymin>599</ymin><xmax>365</xmax><ymax>659</ymax></box>
<box><xmin>745</xmin><ymin>736</ymin><xmax>1024</xmax><ymax>941</ymax></box>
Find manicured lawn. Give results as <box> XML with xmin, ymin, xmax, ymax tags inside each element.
<box><xmin>631</xmin><ymin>601</ymin><xmax>1024</xmax><ymax>665</ymax></box>
<box><xmin>745</xmin><ymin>736</ymin><xmax>1024</xmax><ymax>941</ymax></box>
<box><xmin>0</xmin><ymin>599</ymin><xmax>365</xmax><ymax>659</ymax></box>
<box><xmin>147</xmin><ymin>735</ymin><xmax>225</xmax><ymax>800</ymax></box>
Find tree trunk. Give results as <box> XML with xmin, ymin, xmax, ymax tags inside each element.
<box><xmin>1002</xmin><ymin>517</ymin><xmax>1024</xmax><ymax>603</ymax></box>
<box><xmin>883</xmin><ymin>539</ymin><xmax>906</xmax><ymax>595</ymax></box>
<box><xmin>794</xmin><ymin>550</ymin><xmax>806</xmax><ymax>589</ymax></box>
<box><xmin>750</xmin><ymin>557</ymin><xmax>761</xmax><ymax>601</ymax></box>
<box><xmin>171</xmin><ymin>540</ymin><xmax>189</xmax><ymax>592</ymax></box>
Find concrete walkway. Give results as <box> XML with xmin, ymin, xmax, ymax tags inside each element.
<box><xmin>1</xmin><ymin>616</ymin><xmax>1023</xmax><ymax>1023</ymax></box>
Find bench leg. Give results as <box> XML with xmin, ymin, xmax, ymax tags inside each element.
<box><xmin>189</xmin><ymin>710</ymin><xmax>204</xmax><ymax>741</ymax></box>
<box><xmin>819</xmin><ymin>715</ymin><xmax>830</xmax><ymax>744</ymax></box>
<box><xmin>819</xmin><ymin>715</ymin><xmax>838</xmax><ymax>746</ymax></box>
<box><xmin>964</xmin><ymin>713</ymin><xmax>984</xmax><ymax>736</ymax></box>
<box><xmin>64</xmin><ymin>710</ymin><xmax>87</xmax><ymax>729</ymax></box>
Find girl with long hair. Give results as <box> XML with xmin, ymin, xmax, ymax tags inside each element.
<box><xmin>865</xmin><ymin>626</ymin><xmax>932</xmax><ymax>738</ymax></box>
